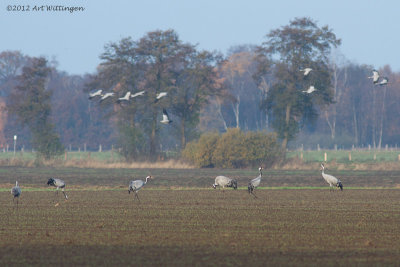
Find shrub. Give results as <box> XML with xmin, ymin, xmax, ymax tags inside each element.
<box><xmin>213</xmin><ymin>128</ymin><xmax>246</xmax><ymax>168</ymax></box>
<box><xmin>182</xmin><ymin>128</ymin><xmax>283</xmax><ymax>168</ymax></box>
<box><xmin>182</xmin><ymin>132</ymin><xmax>219</xmax><ymax>167</ymax></box>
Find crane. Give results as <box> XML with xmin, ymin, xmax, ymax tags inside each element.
<box><xmin>99</xmin><ymin>92</ymin><xmax>114</xmax><ymax>102</ymax></box>
<box><xmin>248</xmin><ymin>167</ymin><xmax>263</xmax><ymax>198</ymax></box>
<box><xmin>378</xmin><ymin>77</ymin><xmax>389</xmax><ymax>86</ymax></box>
<box><xmin>160</xmin><ymin>109</ymin><xmax>172</xmax><ymax>124</ymax></box>
<box><xmin>88</xmin><ymin>89</ymin><xmax>103</xmax><ymax>99</ymax></box>
<box><xmin>47</xmin><ymin>178</ymin><xmax>68</xmax><ymax>200</ymax></box>
<box><xmin>154</xmin><ymin>92</ymin><xmax>167</xmax><ymax>102</ymax></box>
<box><xmin>302</xmin><ymin>85</ymin><xmax>317</xmax><ymax>94</ymax></box>
<box><xmin>320</xmin><ymin>163</ymin><xmax>343</xmax><ymax>191</ymax></box>
<box><xmin>300</xmin><ymin>68</ymin><xmax>312</xmax><ymax>76</ymax></box>
<box><xmin>368</xmin><ymin>69</ymin><xmax>380</xmax><ymax>84</ymax></box>
<box><xmin>130</xmin><ymin>90</ymin><xmax>146</xmax><ymax>99</ymax></box>
<box><xmin>117</xmin><ymin>92</ymin><xmax>131</xmax><ymax>103</ymax></box>
<box><xmin>129</xmin><ymin>176</ymin><xmax>152</xmax><ymax>202</ymax></box>
<box><xmin>212</xmin><ymin>176</ymin><xmax>238</xmax><ymax>191</ymax></box>
<box><xmin>11</xmin><ymin>181</ymin><xmax>21</xmax><ymax>207</ymax></box>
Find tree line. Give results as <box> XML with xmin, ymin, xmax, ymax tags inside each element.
<box><xmin>0</xmin><ymin>17</ymin><xmax>399</xmax><ymax>161</ymax></box>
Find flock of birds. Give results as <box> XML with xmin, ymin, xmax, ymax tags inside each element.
<box><xmin>299</xmin><ymin>67</ymin><xmax>389</xmax><ymax>94</ymax></box>
<box><xmin>10</xmin><ymin>175</ymin><xmax>153</xmax><ymax>207</ymax></box>
<box><xmin>15</xmin><ymin>67</ymin><xmax>391</xmax><ymax>205</ymax></box>
<box><xmin>10</xmin><ymin>163</ymin><xmax>343</xmax><ymax>206</ymax></box>
<box><xmin>212</xmin><ymin>163</ymin><xmax>343</xmax><ymax>197</ymax></box>
<box><xmin>88</xmin><ymin>87</ymin><xmax>172</xmax><ymax>124</ymax></box>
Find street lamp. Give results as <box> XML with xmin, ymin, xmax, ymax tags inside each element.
<box><xmin>13</xmin><ymin>135</ymin><xmax>17</xmax><ymax>156</ymax></box>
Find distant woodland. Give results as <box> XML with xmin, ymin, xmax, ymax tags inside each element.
<box><xmin>1</xmin><ymin>18</ymin><xmax>399</xmax><ymax>159</ymax></box>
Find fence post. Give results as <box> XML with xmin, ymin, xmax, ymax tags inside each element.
<box><xmin>373</xmin><ymin>153</ymin><xmax>376</xmax><ymax>161</ymax></box>
<box><xmin>349</xmin><ymin>152</ymin><xmax>351</xmax><ymax>161</ymax></box>
<box><xmin>99</xmin><ymin>144</ymin><xmax>102</xmax><ymax>152</ymax></box>
<box><xmin>324</xmin><ymin>152</ymin><xmax>327</xmax><ymax>162</ymax></box>
<box><xmin>300</xmin><ymin>151</ymin><xmax>303</xmax><ymax>160</ymax></box>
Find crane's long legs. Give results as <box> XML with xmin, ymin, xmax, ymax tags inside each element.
<box><xmin>134</xmin><ymin>191</ymin><xmax>140</xmax><ymax>202</ymax></box>
<box><xmin>13</xmin><ymin>197</ymin><xmax>19</xmax><ymax>210</ymax></box>
<box><xmin>251</xmin><ymin>191</ymin><xmax>258</xmax><ymax>198</ymax></box>
<box><xmin>62</xmin><ymin>190</ymin><xmax>68</xmax><ymax>200</ymax></box>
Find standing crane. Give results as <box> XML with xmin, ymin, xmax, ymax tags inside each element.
<box><xmin>47</xmin><ymin>178</ymin><xmax>68</xmax><ymax>200</ymax></box>
<box><xmin>129</xmin><ymin>176</ymin><xmax>152</xmax><ymax>202</ymax></box>
<box><xmin>320</xmin><ymin>163</ymin><xmax>343</xmax><ymax>191</ymax></box>
<box><xmin>212</xmin><ymin>176</ymin><xmax>238</xmax><ymax>191</ymax></box>
<box><xmin>11</xmin><ymin>181</ymin><xmax>21</xmax><ymax>207</ymax></box>
<box><xmin>248</xmin><ymin>167</ymin><xmax>263</xmax><ymax>198</ymax></box>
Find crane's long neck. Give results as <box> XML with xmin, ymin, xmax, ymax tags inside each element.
<box><xmin>144</xmin><ymin>177</ymin><xmax>149</xmax><ymax>184</ymax></box>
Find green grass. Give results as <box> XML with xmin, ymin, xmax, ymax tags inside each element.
<box><xmin>2</xmin><ymin>149</ymin><xmax>400</xmax><ymax>164</ymax></box>
<box><xmin>0</xmin><ymin>150</ymin><xmax>123</xmax><ymax>162</ymax></box>
<box><xmin>287</xmin><ymin>150</ymin><xmax>400</xmax><ymax>163</ymax></box>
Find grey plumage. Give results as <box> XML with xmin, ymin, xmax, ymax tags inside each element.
<box><xmin>248</xmin><ymin>167</ymin><xmax>263</xmax><ymax>198</ymax></box>
<box><xmin>47</xmin><ymin>178</ymin><xmax>68</xmax><ymax>199</ymax></box>
<box><xmin>320</xmin><ymin>163</ymin><xmax>343</xmax><ymax>191</ymax></box>
<box><xmin>11</xmin><ymin>181</ymin><xmax>21</xmax><ymax>206</ymax></box>
<box><xmin>129</xmin><ymin>176</ymin><xmax>151</xmax><ymax>202</ymax></box>
<box><xmin>212</xmin><ymin>176</ymin><xmax>237</xmax><ymax>190</ymax></box>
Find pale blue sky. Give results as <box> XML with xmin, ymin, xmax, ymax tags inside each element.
<box><xmin>1</xmin><ymin>0</ymin><xmax>399</xmax><ymax>75</ymax></box>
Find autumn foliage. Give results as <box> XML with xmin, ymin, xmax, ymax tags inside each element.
<box><xmin>182</xmin><ymin>128</ymin><xmax>283</xmax><ymax>168</ymax></box>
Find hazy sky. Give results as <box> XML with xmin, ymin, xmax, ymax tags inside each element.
<box><xmin>1</xmin><ymin>0</ymin><xmax>399</xmax><ymax>75</ymax></box>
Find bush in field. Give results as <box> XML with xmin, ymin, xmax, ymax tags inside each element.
<box><xmin>213</xmin><ymin>128</ymin><xmax>247</xmax><ymax>168</ymax></box>
<box><xmin>182</xmin><ymin>128</ymin><xmax>283</xmax><ymax>168</ymax></box>
<box><xmin>181</xmin><ymin>132</ymin><xmax>219</xmax><ymax>168</ymax></box>
<box><xmin>242</xmin><ymin>131</ymin><xmax>283</xmax><ymax>168</ymax></box>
